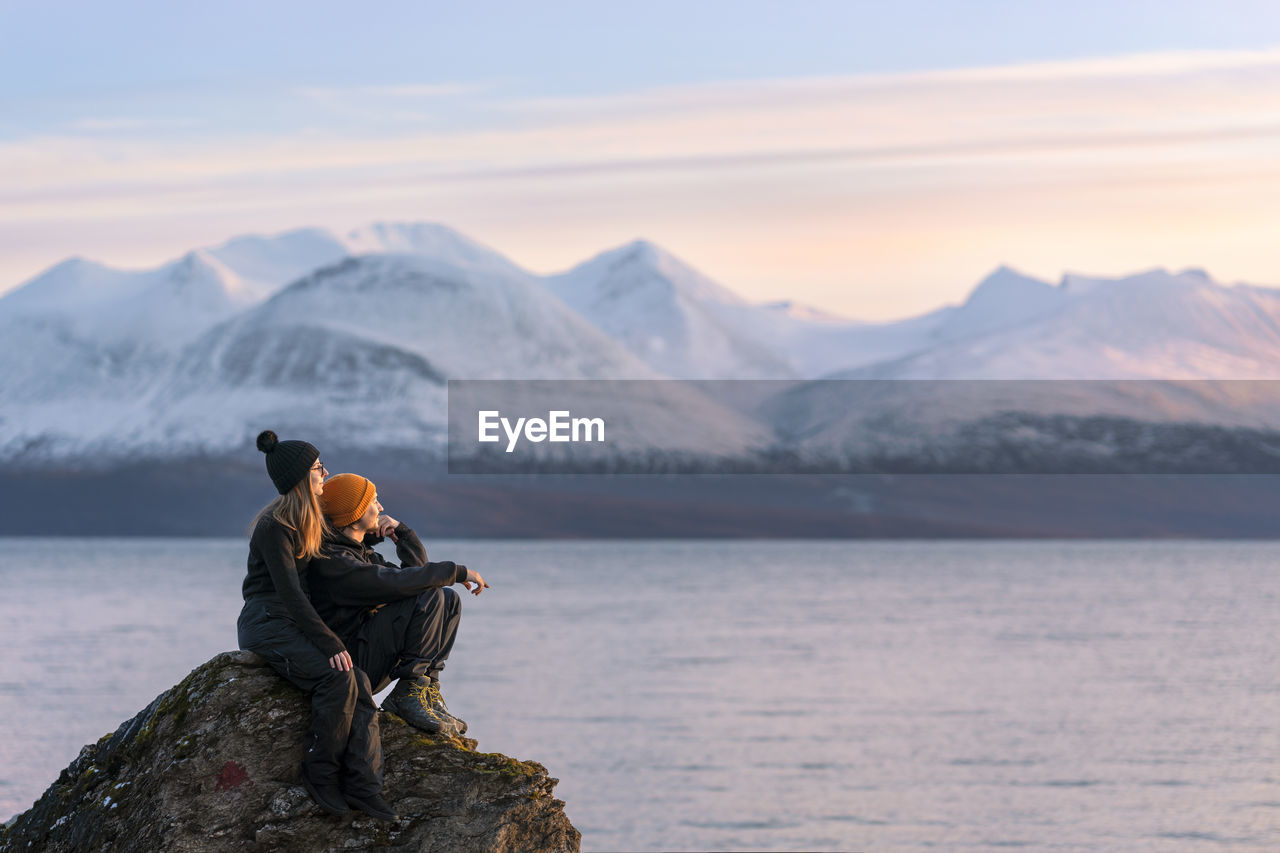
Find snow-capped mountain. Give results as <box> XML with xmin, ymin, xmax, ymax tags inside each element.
<box><xmin>0</xmin><ymin>251</ymin><xmax>257</xmax><ymax>357</ymax></box>
<box><xmin>753</xmin><ymin>266</ymin><xmax>1280</xmax><ymax>471</ymax></box>
<box><xmin>1</xmin><ymin>229</ymin><xmax>349</xmax><ymax>330</ymax></box>
<box><xmin>840</xmin><ymin>268</ymin><xmax>1280</xmax><ymax>380</ymax></box>
<box><xmin>0</xmin><ymin>229</ymin><xmax>352</xmax><ymax>406</ymax></box>
<box><xmin>0</xmin><ymin>223</ymin><xmax>538</xmax><ymax>402</ymax></box>
<box><xmin>546</xmin><ymin>240</ymin><xmax>799</xmax><ymax>379</ymax></box>
<box><xmin>544</xmin><ymin>239</ymin><xmax>980</xmax><ymax>379</ymax></box>
<box><xmin>928</xmin><ymin>265</ymin><xmax>1067</xmax><ymax>344</ymax></box>
<box><xmin>339</xmin><ymin>222</ymin><xmax>528</xmax><ymax>278</ymax></box>
<box><xmin>181</xmin><ymin>253</ymin><xmax>655</xmax><ymax>384</ymax></box>
<box><xmin>0</xmin><ymin>222</ymin><xmax>522</xmax><ymax>353</ymax></box>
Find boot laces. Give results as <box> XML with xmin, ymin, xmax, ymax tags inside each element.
<box><xmin>406</xmin><ymin>679</ymin><xmax>441</xmax><ymax>718</ymax></box>
<box><xmin>426</xmin><ymin>681</ymin><xmax>451</xmax><ymax>714</ymax></box>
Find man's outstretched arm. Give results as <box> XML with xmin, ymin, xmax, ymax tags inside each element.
<box><xmin>311</xmin><ymin>549</ymin><xmax>467</xmax><ymax>606</ymax></box>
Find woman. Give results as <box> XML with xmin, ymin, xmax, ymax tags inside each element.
<box><xmin>235</xmin><ymin>430</ymin><xmax>395</xmax><ymax>821</ymax></box>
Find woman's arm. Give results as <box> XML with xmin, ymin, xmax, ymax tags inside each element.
<box><xmin>255</xmin><ymin>519</ymin><xmax>347</xmax><ymax>659</ymax></box>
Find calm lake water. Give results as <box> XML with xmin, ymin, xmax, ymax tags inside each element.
<box><xmin>2</xmin><ymin>538</ymin><xmax>1280</xmax><ymax>851</ymax></box>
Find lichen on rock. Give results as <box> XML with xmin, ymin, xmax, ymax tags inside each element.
<box><xmin>0</xmin><ymin>651</ymin><xmax>580</xmax><ymax>852</ymax></box>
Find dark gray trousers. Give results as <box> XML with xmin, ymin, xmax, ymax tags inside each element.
<box><xmin>236</xmin><ymin>597</ymin><xmax>383</xmax><ymax>797</ymax></box>
<box><xmin>351</xmin><ymin>586</ymin><xmax>462</xmax><ymax>694</ymax></box>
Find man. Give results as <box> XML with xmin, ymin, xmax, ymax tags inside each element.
<box><xmin>309</xmin><ymin>473</ymin><xmax>490</xmax><ymax>738</ymax></box>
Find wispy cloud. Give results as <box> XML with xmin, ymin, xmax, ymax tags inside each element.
<box><xmin>66</xmin><ymin>116</ymin><xmax>206</xmax><ymax>133</ymax></box>
<box><xmin>499</xmin><ymin>46</ymin><xmax>1280</xmax><ymax>115</ymax></box>
<box><xmin>295</xmin><ymin>82</ymin><xmax>486</xmax><ymax>102</ymax></box>
<box><xmin>6</xmin><ymin>49</ymin><xmax>1279</xmax><ymax>199</ymax></box>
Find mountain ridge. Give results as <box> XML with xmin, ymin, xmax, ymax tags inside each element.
<box><xmin>4</xmin><ymin>222</ymin><xmax>1279</xmax><ymax>466</ymax></box>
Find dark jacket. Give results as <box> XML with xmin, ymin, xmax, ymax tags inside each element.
<box><xmin>309</xmin><ymin>523</ymin><xmax>466</xmax><ymax>645</ymax></box>
<box><xmin>241</xmin><ymin>514</ymin><xmax>346</xmax><ymax>658</ymax></box>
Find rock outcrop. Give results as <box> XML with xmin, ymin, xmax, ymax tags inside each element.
<box><xmin>0</xmin><ymin>651</ymin><xmax>579</xmax><ymax>852</ymax></box>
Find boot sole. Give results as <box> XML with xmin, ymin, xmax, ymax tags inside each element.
<box><xmin>342</xmin><ymin>794</ymin><xmax>398</xmax><ymax>821</ymax></box>
<box><xmin>382</xmin><ymin>698</ymin><xmax>443</xmax><ymax>734</ymax></box>
<box><xmin>301</xmin><ymin>773</ymin><xmax>351</xmax><ymax>817</ymax></box>
<box><xmin>437</xmin><ymin>715</ymin><xmax>467</xmax><ymax>737</ymax></box>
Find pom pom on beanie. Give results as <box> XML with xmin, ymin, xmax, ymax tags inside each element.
<box><xmin>256</xmin><ymin>430</ymin><xmax>278</xmax><ymax>453</ymax></box>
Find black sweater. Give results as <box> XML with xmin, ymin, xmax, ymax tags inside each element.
<box><xmin>241</xmin><ymin>514</ymin><xmax>346</xmax><ymax>658</ymax></box>
<box><xmin>308</xmin><ymin>523</ymin><xmax>465</xmax><ymax>645</ymax></box>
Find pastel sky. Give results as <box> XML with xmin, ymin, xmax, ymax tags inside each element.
<box><xmin>3</xmin><ymin>1</ymin><xmax>1280</xmax><ymax>320</ymax></box>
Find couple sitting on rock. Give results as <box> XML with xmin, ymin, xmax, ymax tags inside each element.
<box><xmin>236</xmin><ymin>430</ymin><xmax>490</xmax><ymax>822</ymax></box>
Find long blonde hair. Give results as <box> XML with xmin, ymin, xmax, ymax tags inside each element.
<box><xmin>250</xmin><ymin>478</ymin><xmax>330</xmax><ymax>560</ymax></box>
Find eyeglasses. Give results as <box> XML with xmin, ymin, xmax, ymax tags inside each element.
<box><xmin>312</xmin><ymin>461</ymin><xmax>328</xmax><ymax>476</ymax></box>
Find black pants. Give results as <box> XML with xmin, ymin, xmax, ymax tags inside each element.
<box><xmin>351</xmin><ymin>586</ymin><xmax>462</xmax><ymax>694</ymax></box>
<box><xmin>236</xmin><ymin>597</ymin><xmax>382</xmax><ymax>797</ymax></box>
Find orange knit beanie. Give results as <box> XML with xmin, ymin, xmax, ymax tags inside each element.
<box><xmin>319</xmin><ymin>473</ymin><xmax>376</xmax><ymax>528</ymax></box>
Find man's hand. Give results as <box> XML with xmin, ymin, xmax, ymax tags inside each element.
<box><xmin>329</xmin><ymin>650</ymin><xmax>353</xmax><ymax>671</ymax></box>
<box><xmin>460</xmin><ymin>566</ymin><xmax>491</xmax><ymax>596</ymax></box>
<box><xmin>376</xmin><ymin>515</ymin><xmax>401</xmax><ymax>540</ymax></box>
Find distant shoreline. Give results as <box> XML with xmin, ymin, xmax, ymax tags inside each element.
<box><xmin>2</xmin><ymin>466</ymin><xmax>1279</xmax><ymax>539</ymax></box>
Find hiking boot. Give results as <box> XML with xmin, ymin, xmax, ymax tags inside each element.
<box><xmin>424</xmin><ymin>679</ymin><xmax>468</xmax><ymax>736</ymax></box>
<box><xmin>343</xmin><ymin>791</ymin><xmax>398</xmax><ymax>821</ymax></box>
<box><xmin>381</xmin><ymin>676</ymin><xmax>443</xmax><ymax>734</ymax></box>
<box><xmin>300</xmin><ymin>771</ymin><xmax>351</xmax><ymax>817</ymax></box>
